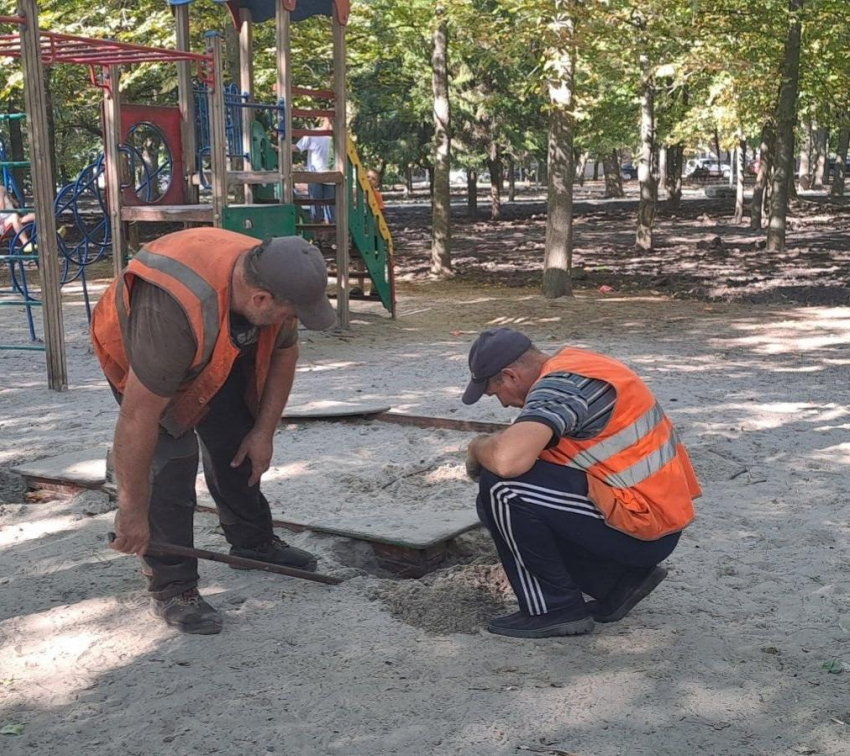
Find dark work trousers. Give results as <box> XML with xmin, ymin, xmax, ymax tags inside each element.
<box><xmin>476</xmin><ymin>460</ymin><xmax>680</xmax><ymax>616</ymax></box>
<box><xmin>138</xmin><ymin>359</ymin><xmax>275</xmax><ymax>600</ymax></box>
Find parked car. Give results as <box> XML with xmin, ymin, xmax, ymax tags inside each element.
<box><xmin>686</xmin><ymin>159</ymin><xmax>732</xmax><ymax>180</ymax></box>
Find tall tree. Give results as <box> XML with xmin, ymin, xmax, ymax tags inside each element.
<box><xmin>430</xmin><ymin>4</ymin><xmax>452</xmax><ymax>275</ymax></box>
<box><xmin>541</xmin><ymin>3</ymin><xmax>578</xmax><ymax>298</ymax></box>
<box><xmin>767</xmin><ymin>0</ymin><xmax>804</xmax><ymax>253</ymax></box>
<box><xmin>635</xmin><ymin>48</ymin><xmax>657</xmax><ymax>250</ymax></box>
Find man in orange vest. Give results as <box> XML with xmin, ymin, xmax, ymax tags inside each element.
<box><xmin>462</xmin><ymin>327</ymin><xmax>701</xmax><ymax>639</ymax></box>
<box><xmin>91</xmin><ymin>228</ymin><xmax>336</xmax><ymax>635</ymax></box>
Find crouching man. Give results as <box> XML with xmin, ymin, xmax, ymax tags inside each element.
<box><xmin>462</xmin><ymin>328</ymin><xmax>701</xmax><ymax>638</ymax></box>
<box><xmin>91</xmin><ymin>228</ymin><xmax>337</xmax><ymax>635</ymax></box>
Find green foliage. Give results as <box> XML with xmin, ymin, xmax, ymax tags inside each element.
<box><xmin>2</xmin><ymin>0</ymin><xmax>847</xmax><ymax>184</ymax></box>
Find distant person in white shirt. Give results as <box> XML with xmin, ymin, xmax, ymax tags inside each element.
<box><xmin>294</xmin><ymin>117</ymin><xmax>335</xmax><ymax>223</ymax></box>
<box><xmin>0</xmin><ymin>185</ymin><xmax>35</xmax><ymax>249</ymax></box>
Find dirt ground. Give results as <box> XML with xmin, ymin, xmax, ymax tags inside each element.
<box><xmin>1</xmin><ymin>192</ymin><xmax>849</xmax><ymax>755</ymax></box>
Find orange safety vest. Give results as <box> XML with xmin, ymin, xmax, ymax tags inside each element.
<box><xmin>91</xmin><ymin>228</ymin><xmax>283</xmax><ymax>437</ymax></box>
<box><xmin>537</xmin><ymin>347</ymin><xmax>701</xmax><ymax>540</ymax></box>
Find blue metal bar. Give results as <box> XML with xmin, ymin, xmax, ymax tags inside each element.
<box><xmin>0</xmin><ymin>345</ymin><xmax>46</xmax><ymax>352</ymax></box>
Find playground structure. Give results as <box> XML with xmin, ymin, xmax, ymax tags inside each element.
<box><xmin>0</xmin><ymin>0</ymin><xmax>395</xmax><ymax>391</ymax></box>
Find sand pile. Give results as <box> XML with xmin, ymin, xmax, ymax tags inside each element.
<box><xmin>378</xmin><ymin>562</ymin><xmax>515</xmax><ymax>634</ymax></box>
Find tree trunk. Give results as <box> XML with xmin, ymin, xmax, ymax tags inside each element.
<box><xmin>830</xmin><ymin>126</ymin><xmax>849</xmax><ymax>197</ymax></box>
<box><xmin>602</xmin><ymin>151</ymin><xmax>623</xmax><ymax>198</ymax></box>
<box><xmin>751</xmin><ymin>122</ymin><xmax>774</xmax><ymax>228</ymax></box>
<box><xmin>541</xmin><ymin>13</ymin><xmax>576</xmax><ymax>299</ymax></box>
<box><xmin>666</xmin><ymin>143</ymin><xmax>683</xmax><ymax>209</ymax></box>
<box><xmin>593</xmin><ymin>159</ymin><xmax>599</xmax><ymax>180</ymax></box>
<box><xmin>487</xmin><ymin>142</ymin><xmax>502</xmax><ymax>221</ymax></box>
<box><xmin>815</xmin><ymin>127</ymin><xmax>829</xmax><ymax>187</ymax></box>
<box><xmin>467</xmin><ymin>169</ymin><xmax>478</xmax><ymax>215</ymax></box>
<box><xmin>636</xmin><ymin>54</ymin><xmax>657</xmax><ymax>251</ymax></box>
<box><xmin>428</xmin><ymin>165</ymin><xmax>434</xmax><ymax>198</ymax></box>
<box><xmin>714</xmin><ymin>127</ymin><xmax>722</xmax><ymax>167</ymax></box>
<box><xmin>734</xmin><ymin>134</ymin><xmax>746</xmax><ymax>223</ymax></box>
<box><xmin>507</xmin><ymin>156</ymin><xmax>516</xmax><ymax>201</ymax></box>
<box><xmin>405</xmin><ymin>165</ymin><xmax>413</xmax><ymax>195</ymax></box>
<box><xmin>658</xmin><ymin>145</ymin><xmax>669</xmax><ymax>195</ymax></box>
<box><xmin>798</xmin><ymin>119</ymin><xmax>812</xmax><ymax>188</ymax></box>
<box><xmin>429</xmin><ymin>7</ymin><xmax>451</xmax><ymax>275</ymax></box>
<box><xmin>766</xmin><ymin>0</ymin><xmax>803</xmax><ymax>253</ymax></box>
<box><xmin>575</xmin><ymin>151</ymin><xmax>588</xmax><ymax>186</ymax></box>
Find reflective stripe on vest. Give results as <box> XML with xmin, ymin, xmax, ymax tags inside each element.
<box><xmin>131</xmin><ymin>249</ymin><xmax>220</xmax><ymax>367</ymax></box>
<box><xmin>605</xmin><ymin>427</ymin><xmax>680</xmax><ymax>488</ymax></box>
<box><xmin>566</xmin><ymin>402</ymin><xmax>665</xmax><ymax>473</ymax></box>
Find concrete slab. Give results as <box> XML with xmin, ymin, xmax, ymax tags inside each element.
<box><xmin>13</xmin><ymin>448</ymin><xmax>108</xmax><ymax>489</ymax></box>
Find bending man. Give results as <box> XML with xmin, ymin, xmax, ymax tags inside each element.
<box><xmin>463</xmin><ymin>328</ymin><xmax>701</xmax><ymax>638</ymax></box>
<box><xmin>91</xmin><ymin>228</ymin><xmax>336</xmax><ymax>635</ymax></box>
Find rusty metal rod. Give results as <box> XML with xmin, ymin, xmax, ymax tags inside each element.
<box><xmin>108</xmin><ymin>533</ymin><xmax>341</xmax><ymax>585</ymax></box>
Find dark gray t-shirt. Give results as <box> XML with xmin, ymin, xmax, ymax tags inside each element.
<box><xmin>125</xmin><ymin>279</ymin><xmax>298</xmax><ymax>397</ymax></box>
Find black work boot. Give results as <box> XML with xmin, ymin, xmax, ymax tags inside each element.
<box><xmin>230</xmin><ymin>535</ymin><xmax>317</xmax><ymax>572</ymax></box>
<box><xmin>487</xmin><ymin>605</ymin><xmax>594</xmax><ymax>639</ymax></box>
<box><xmin>585</xmin><ymin>565</ymin><xmax>668</xmax><ymax>623</ymax></box>
<box><xmin>151</xmin><ymin>589</ymin><xmax>223</xmax><ymax>635</ymax></box>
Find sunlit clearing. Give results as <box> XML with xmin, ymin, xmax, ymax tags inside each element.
<box><xmin>0</xmin><ymin>513</ymin><xmax>91</xmax><ymax>548</ymax></box>
<box><xmin>0</xmin><ymin>597</ymin><xmax>167</xmax><ymax>707</ymax></box>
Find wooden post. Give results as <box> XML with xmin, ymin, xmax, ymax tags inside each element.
<box><xmin>239</xmin><ymin>8</ymin><xmax>254</xmax><ymax>204</ymax></box>
<box><xmin>276</xmin><ymin>4</ymin><xmax>293</xmax><ymax>203</ymax></box>
<box><xmin>17</xmin><ymin>0</ymin><xmax>67</xmax><ymax>390</ymax></box>
<box><xmin>207</xmin><ymin>33</ymin><xmax>227</xmax><ymax>227</ymax></box>
<box><xmin>103</xmin><ymin>65</ymin><xmax>125</xmax><ymax>279</ymax></box>
<box><xmin>333</xmin><ymin>14</ymin><xmax>349</xmax><ymax>328</ymax></box>
<box><xmin>174</xmin><ymin>3</ymin><xmax>198</xmax><ymax>204</ymax></box>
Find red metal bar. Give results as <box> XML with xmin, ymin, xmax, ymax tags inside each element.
<box><xmin>0</xmin><ymin>28</ymin><xmax>212</xmax><ymax>70</ymax></box>
<box><xmin>0</xmin><ymin>16</ymin><xmax>26</xmax><ymax>25</ymax></box>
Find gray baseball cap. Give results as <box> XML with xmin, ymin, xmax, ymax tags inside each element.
<box><xmin>253</xmin><ymin>236</ymin><xmax>336</xmax><ymax>330</ymax></box>
<box><xmin>462</xmin><ymin>327</ymin><xmax>532</xmax><ymax>405</ymax></box>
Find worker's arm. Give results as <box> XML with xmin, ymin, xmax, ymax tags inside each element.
<box><xmin>231</xmin><ymin>343</ymin><xmax>299</xmax><ymax>486</ymax></box>
<box><xmin>110</xmin><ymin>370</ymin><xmax>171</xmax><ymax>555</ymax></box>
<box><xmin>466</xmin><ymin>421</ymin><xmax>554</xmax><ymax>480</ymax></box>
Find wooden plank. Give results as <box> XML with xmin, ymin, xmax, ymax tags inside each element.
<box><xmin>374</xmin><ymin>412</ymin><xmax>510</xmax><ymax>434</ymax></box>
<box><xmin>227</xmin><ymin>170</ymin><xmax>281</xmax><ymax>185</ymax></box>
<box><xmin>207</xmin><ymin>33</ymin><xmax>227</xmax><ymax>227</ymax></box>
<box><xmin>292</xmin><ymin>128</ymin><xmax>333</xmax><ymax>138</ymax></box>
<box><xmin>291</xmin><ymin>108</ymin><xmax>335</xmax><ymax>118</ymax></box>
<box><xmin>293</xmin><ymin>197</ymin><xmax>335</xmax><ymax>206</ymax></box>
<box><xmin>333</xmin><ymin>14</ymin><xmax>349</xmax><ymax>329</ymax></box>
<box><xmin>120</xmin><ymin>204</ymin><xmax>214</xmax><ymax>222</ymax></box>
<box><xmin>238</xmin><ymin>8</ymin><xmax>254</xmax><ymax>204</ymax></box>
<box><xmin>103</xmin><ymin>65</ymin><xmax>125</xmax><ymax>279</ymax></box>
<box><xmin>174</xmin><ymin>4</ymin><xmax>198</xmax><ymax>204</ymax></box>
<box><xmin>291</xmin><ymin>86</ymin><xmax>335</xmax><ymax>99</ymax></box>
<box><xmin>18</xmin><ymin>0</ymin><xmax>67</xmax><ymax>391</ymax></box>
<box><xmin>280</xmin><ymin>405</ymin><xmax>391</xmax><ymax>422</ymax></box>
<box><xmin>291</xmin><ymin>170</ymin><xmax>343</xmax><ymax>185</ymax></box>
<box><xmin>276</xmin><ymin>5</ymin><xmax>293</xmax><ymax>203</ymax></box>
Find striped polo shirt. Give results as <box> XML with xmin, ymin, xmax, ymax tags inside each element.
<box><xmin>515</xmin><ymin>371</ymin><xmax>617</xmax><ymax>446</ymax></box>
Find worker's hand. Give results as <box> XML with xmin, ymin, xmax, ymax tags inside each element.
<box><xmin>465</xmin><ymin>447</ymin><xmax>483</xmax><ymax>483</ymax></box>
<box><xmin>231</xmin><ymin>428</ymin><xmax>274</xmax><ymax>487</ymax></box>
<box><xmin>110</xmin><ymin>507</ymin><xmax>150</xmax><ymax>556</ymax></box>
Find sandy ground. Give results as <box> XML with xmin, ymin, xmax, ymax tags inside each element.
<box><xmin>1</xmin><ymin>275</ymin><xmax>850</xmax><ymax>755</ymax></box>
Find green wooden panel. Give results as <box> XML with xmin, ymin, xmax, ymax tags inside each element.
<box><xmin>221</xmin><ymin>204</ymin><xmax>297</xmax><ymax>240</ymax></box>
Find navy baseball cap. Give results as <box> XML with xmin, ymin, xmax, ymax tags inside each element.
<box><xmin>462</xmin><ymin>327</ymin><xmax>532</xmax><ymax>405</ymax></box>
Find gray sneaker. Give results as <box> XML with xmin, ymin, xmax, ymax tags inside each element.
<box><xmin>151</xmin><ymin>589</ymin><xmax>223</xmax><ymax>635</ymax></box>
